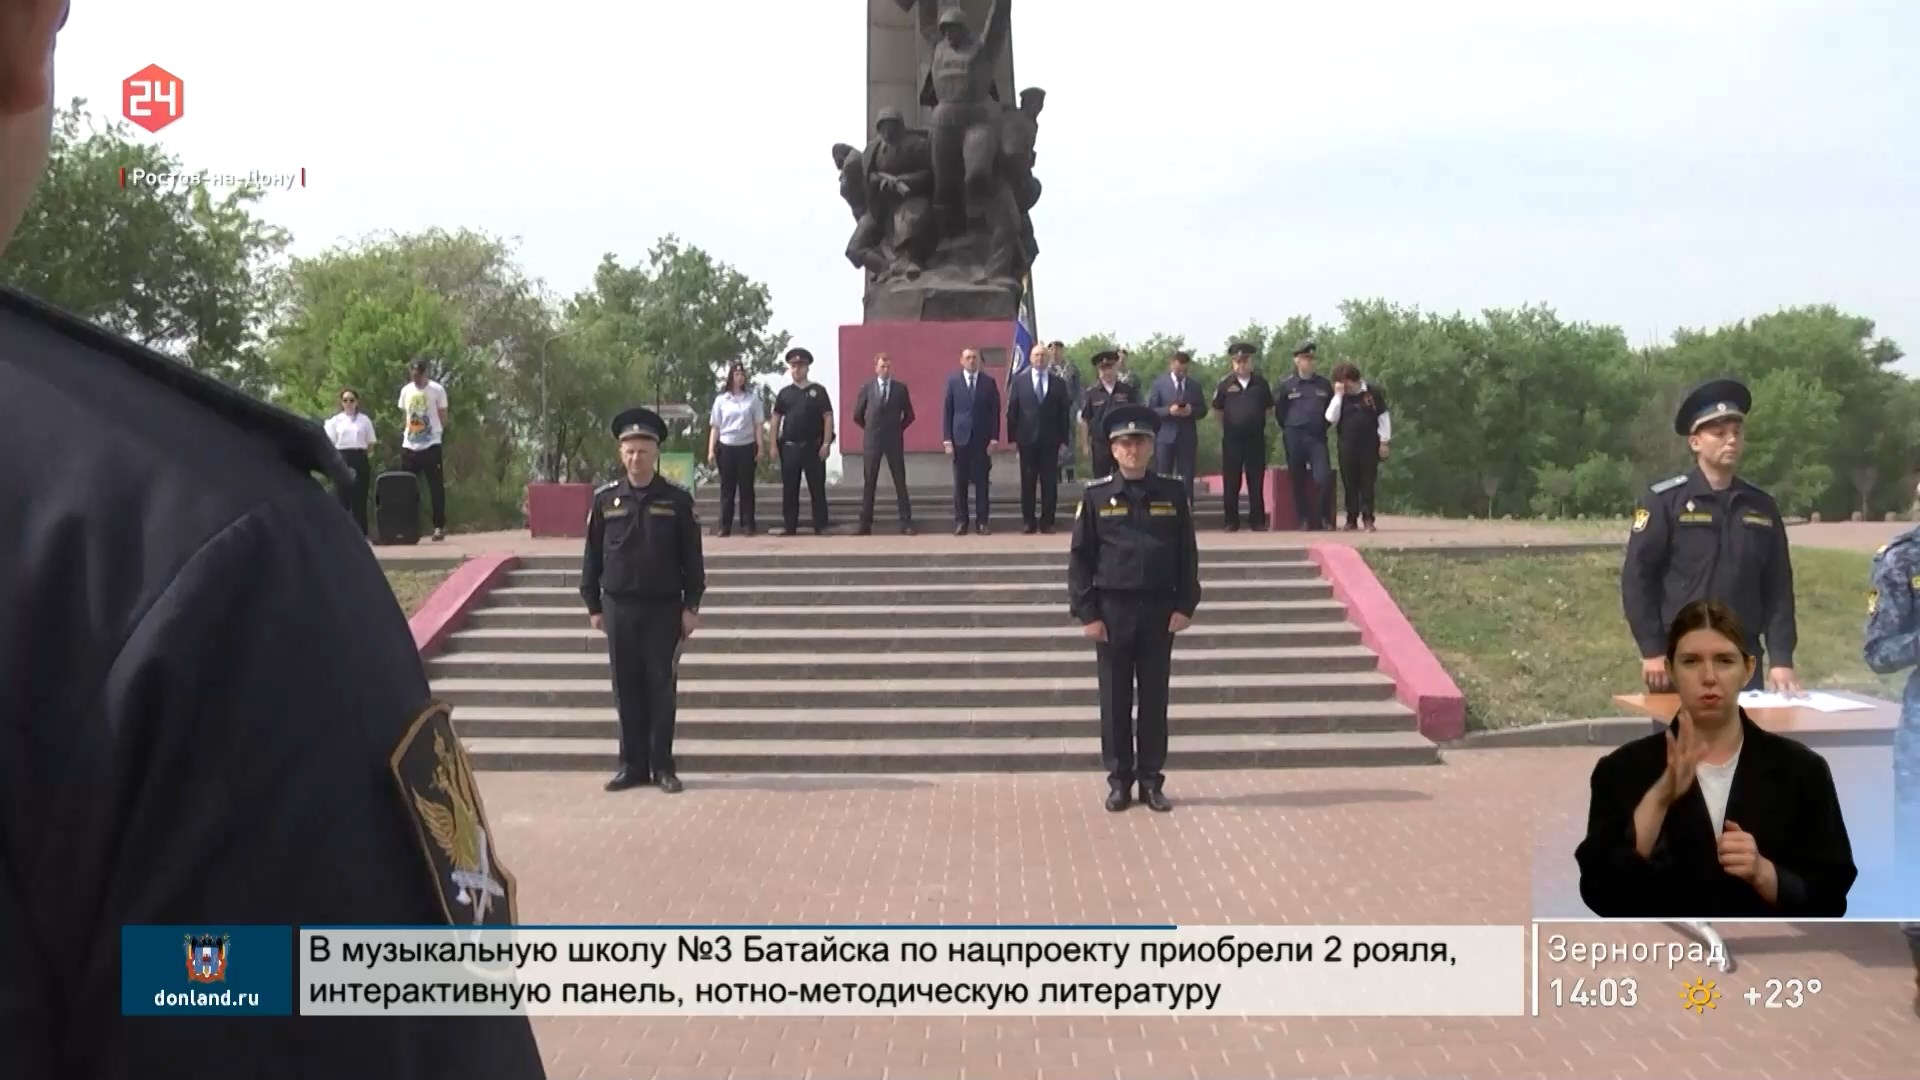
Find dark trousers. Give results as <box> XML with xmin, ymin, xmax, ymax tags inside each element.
<box><xmin>861</xmin><ymin>438</ymin><xmax>912</xmax><ymax>526</ymax></box>
<box><xmin>1154</xmin><ymin>439</ymin><xmax>1197</xmax><ymax>501</ymax></box>
<box><xmin>604</xmin><ymin>595</ymin><xmax>682</xmax><ymax>778</ymax></box>
<box><xmin>1096</xmin><ymin>593</ymin><xmax>1175</xmax><ymax>790</ymax></box>
<box><xmin>399</xmin><ymin>443</ymin><xmax>446</xmax><ymax>529</ymax></box>
<box><xmin>1283</xmin><ymin>428</ymin><xmax>1333</xmax><ymax>529</ymax></box>
<box><xmin>336</xmin><ymin>448</ymin><xmax>370</xmax><ymax>535</ymax></box>
<box><xmin>1017</xmin><ymin>442</ymin><xmax>1059</xmax><ymax>528</ymax></box>
<box><xmin>1088</xmin><ymin>440</ymin><xmax>1115</xmax><ymax>481</ymax></box>
<box><xmin>1338</xmin><ymin>437</ymin><xmax>1380</xmax><ymax>525</ymax></box>
<box><xmin>1220</xmin><ymin>434</ymin><xmax>1266</xmax><ymax>529</ymax></box>
<box><xmin>779</xmin><ymin>441</ymin><xmax>828</xmax><ymax>531</ymax></box>
<box><xmin>715</xmin><ymin>442</ymin><xmax>757</xmax><ymax>532</ymax></box>
<box><xmin>951</xmin><ymin>441</ymin><xmax>990</xmax><ymax>526</ymax></box>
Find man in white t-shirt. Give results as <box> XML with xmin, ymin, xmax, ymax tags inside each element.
<box><xmin>397</xmin><ymin>358</ymin><xmax>450</xmax><ymax>540</ymax></box>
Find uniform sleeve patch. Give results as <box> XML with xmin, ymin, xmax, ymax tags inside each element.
<box><xmin>391</xmin><ymin>702</ymin><xmax>517</xmax><ymax>927</ymax></box>
<box><xmin>1631</xmin><ymin>508</ymin><xmax>1650</xmax><ymax>533</ymax></box>
<box><xmin>1650</xmin><ymin>475</ymin><xmax>1687</xmax><ymax>494</ymax></box>
<box><xmin>1868</xmin><ymin>589</ymin><xmax>1879</xmax><ymax>616</ymax></box>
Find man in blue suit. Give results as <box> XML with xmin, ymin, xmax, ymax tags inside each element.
<box><xmin>942</xmin><ymin>347</ymin><xmax>1001</xmax><ymax>535</ymax></box>
<box><xmin>1147</xmin><ymin>350</ymin><xmax>1208</xmax><ymax>500</ymax></box>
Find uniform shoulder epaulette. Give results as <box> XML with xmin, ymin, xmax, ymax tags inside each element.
<box><xmin>2</xmin><ymin>287</ymin><xmax>351</xmax><ymax>487</ymax></box>
<box><xmin>1876</xmin><ymin>528</ymin><xmax>1920</xmax><ymax>560</ymax></box>
<box><xmin>1649</xmin><ymin>474</ymin><xmax>1687</xmax><ymax>494</ymax></box>
<box><xmin>595</xmin><ymin>480</ymin><xmax>620</xmax><ymax>494</ymax></box>
<box><xmin>1086</xmin><ymin>474</ymin><xmax>1118</xmax><ymax>488</ymax></box>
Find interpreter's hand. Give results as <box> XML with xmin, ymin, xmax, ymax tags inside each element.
<box><xmin>1082</xmin><ymin>619</ymin><xmax>1108</xmax><ymax>643</ymax></box>
<box><xmin>818</xmin><ymin>442</ymin><xmax>831</xmax><ymax>460</ymax></box>
<box><xmin>1168</xmin><ymin>612</ymin><xmax>1191</xmax><ymax>633</ymax></box>
<box><xmin>1718</xmin><ymin>821</ymin><xmax>1774</xmax><ymax>888</ymax></box>
<box><xmin>943</xmin><ymin>441</ymin><xmax>954</xmax><ymax>456</ymax></box>
<box><xmin>680</xmin><ymin>609</ymin><xmax>699</xmax><ymax>640</ymax></box>
<box><xmin>707</xmin><ymin>450</ymin><xmax>716</xmax><ymax>468</ymax></box>
<box><xmin>1657</xmin><ymin>709</ymin><xmax>1706</xmax><ymax>806</ymax></box>
<box><xmin>589</xmin><ymin>614</ymin><xmax>604</xmax><ymax>633</ymax></box>
<box><xmin>1378</xmin><ymin>442</ymin><xmax>1390</xmax><ymax>461</ymax></box>
<box><xmin>1767</xmin><ymin>667</ymin><xmax>1802</xmax><ymax>694</ymax></box>
<box><xmin>1642</xmin><ymin>657</ymin><xmax>1673</xmax><ymax>693</ymax></box>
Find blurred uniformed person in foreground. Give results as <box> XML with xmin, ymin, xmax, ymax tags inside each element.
<box><xmin>1863</xmin><ymin>499</ymin><xmax>1920</xmax><ymax>1014</ymax></box>
<box><xmin>0</xmin><ymin>3</ymin><xmax>546</xmax><ymax>1074</ymax></box>
<box><xmin>1069</xmin><ymin>405</ymin><xmax>1202</xmax><ymax>813</ymax></box>
<box><xmin>1622</xmin><ymin>379</ymin><xmax>1798</xmax><ymax>695</ymax></box>
<box><xmin>582</xmin><ymin>407</ymin><xmax>705</xmax><ymax>794</ymax></box>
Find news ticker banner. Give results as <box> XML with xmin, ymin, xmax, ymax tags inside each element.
<box><xmin>123</xmin><ymin>924</ymin><xmax>1526</xmax><ymax>1017</ymax></box>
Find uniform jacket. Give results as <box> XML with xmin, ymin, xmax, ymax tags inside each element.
<box><xmin>1146</xmin><ymin>372</ymin><xmax>1209</xmax><ymax>452</ymax></box>
<box><xmin>1211</xmin><ymin>371</ymin><xmax>1275</xmax><ymax>440</ymax></box>
<box><xmin>0</xmin><ymin>287</ymin><xmax>545</xmax><ymax>1076</ymax></box>
<box><xmin>1864</xmin><ymin>527</ymin><xmax>1920</xmax><ymax>873</ymax></box>
<box><xmin>1621</xmin><ymin>469</ymin><xmax>1796</xmax><ymax>664</ymax></box>
<box><xmin>1574</xmin><ymin>711</ymin><xmax>1856</xmax><ymax>918</ymax></box>
<box><xmin>1078</xmin><ymin>379</ymin><xmax>1138</xmax><ymax>439</ymax></box>
<box><xmin>1276</xmin><ymin>372</ymin><xmax>1336</xmax><ymax>433</ymax></box>
<box><xmin>580</xmin><ymin>473</ymin><xmax>706</xmax><ymax>615</ymax></box>
<box><xmin>1067</xmin><ymin>473</ymin><xmax>1203</xmax><ymax>623</ymax></box>
<box><xmin>942</xmin><ymin>369</ymin><xmax>1001</xmax><ymax>448</ymax></box>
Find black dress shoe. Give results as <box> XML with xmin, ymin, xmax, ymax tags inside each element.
<box><xmin>1040</xmin><ymin>524</ymin><xmax>1056</xmax><ymax>534</ymax></box>
<box><xmin>900</xmin><ymin>524</ymin><xmax>916</xmax><ymax>535</ymax></box>
<box><xmin>1104</xmin><ymin>787</ymin><xmax>1131</xmax><ymax>812</ymax></box>
<box><xmin>656</xmin><ymin>774</ymin><xmax>683</xmax><ymax>794</ymax></box>
<box><xmin>975</xmin><ymin>523</ymin><xmax>991</xmax><ymax>536</ymax></box>
<box><xmin>1224</xmin><ymin>523</ymin><xmax>1240</xmax><ymax>533</ymax></box>
<box><xmin>604</xmin><ymin>769</ymin><xmax>645</xmax><ymax>792</ymax></box>
<box><xmin>1141</xmin><ymin>785</ymin><xmax>1172</xmax><ymax>813</ymax></box>
<box><xmin>855</xmin><ymin>524</ymin><xmax>872</xmax><ymax>536</ymax></box>
<box><xmin>742</xmin><ymin>524</ymin><xmax>756</xmax><ymax>536</ymax></box>
<box><xmin>1022</xmin><ymin>523</ymin><xmax>1038</xmax><ymax>535</ymax></box>
<box><xmin>954</xmin><ymin>523</ymin><xmax>969</xmax><ymax>536</ymax></box>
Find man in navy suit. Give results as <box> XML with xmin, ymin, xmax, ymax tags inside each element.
<box><xmin>942</xmin><ymin>348</ymin><xmax>1001</xmax><ymax>535</ymax></box>
<box><xmin>1147</xmin><ymin>349</ymin><xmax>1208</xmax><ymax>501</ymax></box>
<box><xmin>1006</xmin><ymin>349</ymin><xmax>1073</xmax><ymax>533</ymax></box>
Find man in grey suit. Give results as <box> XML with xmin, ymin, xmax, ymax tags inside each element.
<box><xmin>1147</xmin><ymin>350</ymin><xmax>1208</xmax><ymax>499</ymax></box>
<box><xmin>851</xmin><ymin>352</ymin><xmax>917</xmax><ymax>535</ymax></box>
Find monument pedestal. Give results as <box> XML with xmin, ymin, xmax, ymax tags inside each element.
<box><xmin>526</xmin><ymin>482</ymin><xmax>593</xmax><ymax>538</ymax></box>
<box><xmin>1266</xmin><ymin>469</ymin><xmax>1330</xmax><ymax>531</ymax></box>
<box><xmin>836</xmin><ymin>318</ymin><xmax>1017</xmax><ymax>487</ymax></box>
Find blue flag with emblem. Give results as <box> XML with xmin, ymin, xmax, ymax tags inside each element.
<box><xmin>1010</xmin><ymin>272</ymin><xmax>1036</xmax><ymax>382</ymax></box>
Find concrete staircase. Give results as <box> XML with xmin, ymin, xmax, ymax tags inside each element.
<box><xmin>690</xmin><ymin>484</ymin><xmax>1238</xmax><ymax>531</ymax></box>
<box><xmin>436</xmin><ymin>548</ymin><xmax>1439</xmax><ymax>773</ymax></box>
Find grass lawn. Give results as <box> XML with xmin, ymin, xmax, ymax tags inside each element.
<box><xmin>383</xmin><ymin>568</ymin><xmax>450</xmax><ymax>618</ymax></box>
<box><xmin>1365</xmin><ymin>548</ymin><xmax>1902</xmax><ymax>731</ymax></box>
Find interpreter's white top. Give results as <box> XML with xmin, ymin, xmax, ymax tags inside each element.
<box><xmin>397</xmin><ymin>379</ymin><xmax>449</xmax><ymax>450</ymax></box>
<box><xmin>1696</xmin><ymin>742</ymin><xmax>1743</xmax><ymax>837</ymax></box>
<box><xmin>325</xmin><ymin>411</ymin><xmax>375</xmax><ymax>450</ymax></box>
<box><xmin>710</xmin><ymin>390</ymin><xmax>765</xmax><ymax>447</ymax></box>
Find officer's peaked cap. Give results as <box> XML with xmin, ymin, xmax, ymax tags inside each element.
<box><xmin>1293</xmin><ymin>339</ymin><xmax>1317</xmax><ymax>356</ymax></box>
<box><xmin>876</xmin><ymin>107</ymin><xmax>905</xmax><ymax>126</ymax></box>
<box><xmin>1092</xmin><ymin>349</ymin><xmax>1120</xmax><ymax>366</ymax></box>
<box><xmin>1675</xmin><ymin>378</ymin><xmax>1751</xmax><ymax>436</ymax></box>
<box><xmin>1227</xmin><ymin>341</ymin><xmax>1257</xmax><ymax>357</ymax></box>
<box><xmin>611</xmin><ymin>406</ymin><xmax>666</xmax><ymax>442</ymax></box>
<box><xmin>938</xmin><ymin>5</ymin><xmax>968</xmax><ymax>27</ymax></box>
<box><xmin>1103</xmin><ymin>403</ymin><xmax>1160</xmax><ymax>442</ymax></box>
<box><xmin>786</xmin><ymin>347</ymin><xmax>814</xmax><ymax>365</ymax></box>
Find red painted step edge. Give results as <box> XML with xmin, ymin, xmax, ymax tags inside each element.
<box><xmin>409</xmin><ymin>553</ymin><xmax>521</xmax><ymax>659</ymax></box>
<box><xmin>1307</xmin><ymin>543</ymin><xmax>1466</xmax><ymax>742</ymax></box>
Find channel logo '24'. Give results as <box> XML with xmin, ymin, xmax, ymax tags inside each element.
<box><xmin>184</xmin><ymin>933</ymin><xmax>229</xmax><ymax>983</ymax></box>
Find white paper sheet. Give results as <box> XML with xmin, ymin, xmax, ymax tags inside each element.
<box><xmin>1736</xmin><ymin>690</ymin><xmax>1873</xmax><ymax>713</ymax></box>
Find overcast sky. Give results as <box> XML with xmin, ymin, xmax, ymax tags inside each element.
<box><xmin>55</xmin><ymin>0</ymin><xmax>1920</xmax><ymax>396</ymax></box>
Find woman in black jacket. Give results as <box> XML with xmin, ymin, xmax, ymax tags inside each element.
<box><xmin>1575</xmin><ymin>599</ymin><xmax>1856</xmax><ymax>918</ymax></box>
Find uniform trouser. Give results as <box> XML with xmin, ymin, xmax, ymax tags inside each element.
<box><xmin>604</xmin><ymin>595</ymin><xmax>682</xmax><ymax>778</ymax></box>
<box><xmin>1018</xmin><ymin>442</ymin><xmax>1059</xmax><ymax>527</ymax></box>
<box><xmin>1283</xmin><ymin>428</ymin><xmax>1333</xmax><ymax>529</ymax></box>
<box><xmin>1338</xmin><ymin>436</ymin><xmax>1380</xmax><ymax>525</ymax></box>
<box><xmin>1895</xmin><ymin>718</ymin><xmax>1919</xmax><ymax>962</ymax></box>
<box><xmin>861</xmin><ymin>438</ymin><xmax>912</xmax><ymax>526</ymax></box>
<box><xmin>779</xmin><ymin>441</ymin><xmax>828</xmax><ymax>531</ymax></box>
<box><xmin>336</xmin><ymin>448</ymin><xmax>370</xmax><ymax>535</ymax></box>
<box><xmin>951</xmin><ymin>441</ymin><xmax>991</xmax><ymax>526</ymax></box>
<box><xmin>400</xmin><ymin>443</ymin><xmax>447</xmax><ymax>530</ymax></box>
<box><xmin>1096</xmin><ymin>592</ymin><xmax>1176</xmax><ymax>790</ymax></box>
<box><xmin>1220</xmin><ymin>433</ymin><xmax>1266</xmax><ymax>528</ymax></box>
<box><xmin>1154</xmin><ymin>439</ymin><xmax>1197</xmax><ymax>501</ymax></box>
<box><xmin>716</xmin><ymin>442</ymin><xmax>757</xmax><ymax>532</ymax></box>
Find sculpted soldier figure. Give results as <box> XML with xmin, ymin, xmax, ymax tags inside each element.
<box><xmin>834</xmin><ymin>110</ymin><xmax>935</xmax><ymax>280</ymax></box>
<box><xmin>921</xmin><ymin>1</ymin><xmax>1013</xmax><ymax>237</ymax></box>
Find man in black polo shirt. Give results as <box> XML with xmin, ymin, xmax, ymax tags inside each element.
<box><xmin>1210</xmin><ymin>342</ymin><xmax>1275</xmax><ymax>532</ymax></box>
<box><xmin>771</xmin><ymin>347</ymin><xmax>835</xmax><ymax>535</ymax></box>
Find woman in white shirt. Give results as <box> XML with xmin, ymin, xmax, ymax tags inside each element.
<box><xmin>707</xmin><ymin>363</ymin><xmax>766</xmax><ymax>537</ymax></box>
<box><xmin>324</xmin><ymin>387</ymin><xmax>377</xmax><ymax>536</ymax></box>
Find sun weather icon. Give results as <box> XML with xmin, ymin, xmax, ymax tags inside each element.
<box><xmin>1680</xmin><ymin>977</ymin><xmax>1722</xmax><ymax>1014</ymax></box>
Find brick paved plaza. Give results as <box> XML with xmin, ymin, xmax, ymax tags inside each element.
<box><xmin>481</xmin><ymin>751</ymin><xmax>1919</xmax><ymax>1080</ymax></box>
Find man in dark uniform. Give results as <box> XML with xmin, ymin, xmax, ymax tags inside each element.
<box><xmin>1276</xmin><ymin>339</ymin><xmax>1335</xmax><ymax>531</ymax></box>
<box><xmin>1078</xmin><ymin>350</ymin><xmax>1136</xmax><ymax>482</ymax></box>
<box><xmin>1068</xmin><ymin>404</ymin><xmax>1202</xmax><ymax>814</ymax></box>
<box><xmin>0</xmin><ymin>5</ymin><xmax>547</xmax><ymax>1073</ymax></box>
<box><xmin>1211</xmin><ymin>341</ymin><xmax>1275</xmax><ymax>532</ymax></box>
<box><xmin>1622</xmin><ymin>379</ymin><xmax>1799</xmax><ymax>695</ymax></box>
<box><xmin>1862</xmin><ymin>507</ymin><xmax>1920</xmax><ymax>1015</ymax></box>
<box><xmin>581</xmin><ymin>407</ymin><xmax>706</xmax><ymax>794</ymax></box>
<box><xmin>771</xmin><ymin>347</ymin><xmax>835</xmax><ymax>535</ymax></box>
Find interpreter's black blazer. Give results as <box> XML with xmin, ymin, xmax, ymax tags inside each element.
<box><xmin>1574</xmin><ymin>710</ymin><xmax>1856</xmax><ymax>918</ymax></box>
